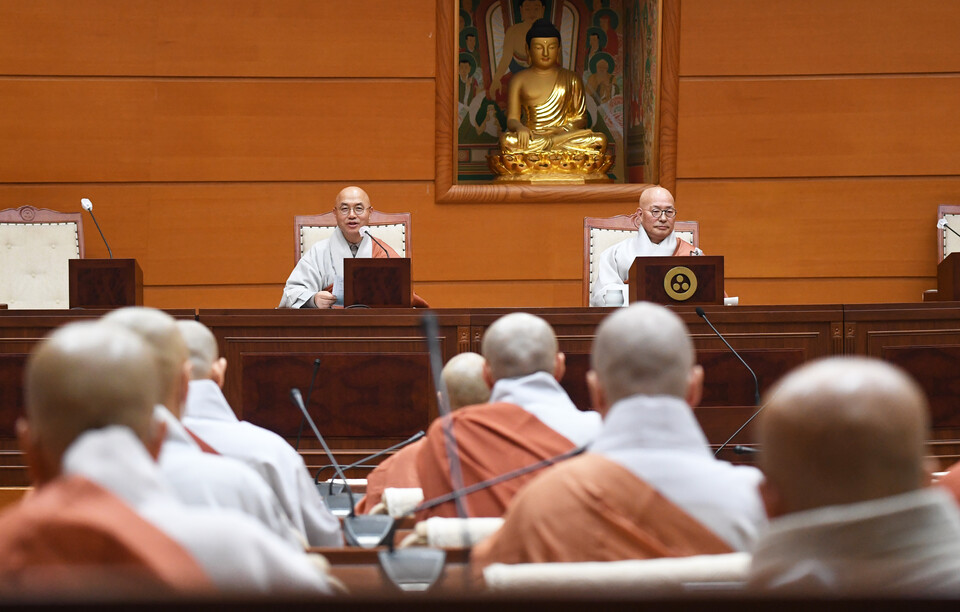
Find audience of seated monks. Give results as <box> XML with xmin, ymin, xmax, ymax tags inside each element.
<box><xmin>356</xmin><ymin>351</ymin><xmax>491</xmax><ymax>514</ymax></box>
<box><xmin>101</xmin><ymin>307</ymin><xmax>323</xmax><ymax>549</ymax></box>
<box><xmin>0</xmin><ymin>321</ymin><xmax>331</xmax><ymax>594</ymax></box>
<box><xmin>415</xmin><ymin>312</ymin><xmax>602</xmax><ymax>519</ymax></box>
<box><xmin>747</xmin><ymin>357</ymin><xmax>960</xmax><ymax>594</ymax></box>
<box><xmin>472</xmin><ymin>303</ymin><xmax>766</xmax><ymax>566</ymax></box>
<box><xmin>177</xmin><ymin>320</ymin><xmax>342</xmax><ymax>547</ymax></box>
<box><xmin>8</xmin><ymin>303</ymin><xmax>960</xmax><ymax>599</ymax></box>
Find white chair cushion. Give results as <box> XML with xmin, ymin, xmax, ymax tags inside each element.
<box><xmin>588</xmin><ymin>228</ymin><xmax>695</xmax><ymax>297</ymax></box>
<box><xmin>0</xmin><ymin>222</ymin><xmax>80</xmax><ymax>309</ymax></box>
<box><xmin>300</xmin><ymin>223</ymin><xmax>407</xmax><ymax>258</ymax></box>
<box><xmin>483</xmin><ymin>552</ymin><xmax>751</xmax><ymax>593</ymax></box>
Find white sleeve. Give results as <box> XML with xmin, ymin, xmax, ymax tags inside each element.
<box><xmin>591</xmin><ymin>242</ymin><xmax>628</xmax><ymax>306</ymax></box>
<box><xmin>279</xmin><ymin>246</ymin><xmax>325</xmax><ymax>308</ymax></box>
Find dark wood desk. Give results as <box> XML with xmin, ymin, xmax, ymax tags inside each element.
<box><xmin>0</xmin><ymin>308</ymin><xmax>196</xmax><ymax>450</ymax></box>
<box><xmin>2</xmin><ymin>304</ymin><xmax>960</xmax><ymax>474</ymax></box>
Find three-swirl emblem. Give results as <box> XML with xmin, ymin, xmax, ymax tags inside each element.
<box><xmin>663</xmin><ymin>266</ymin><xmax>698</xmax><ymax>301</ymax></box>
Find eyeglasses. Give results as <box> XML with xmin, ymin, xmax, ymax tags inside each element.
<box><xmin>336</xmin><ymin>204</ymin><xmax>368</xmax><ymax>216</ymax></box>
<box><xmin>645</xmin><ymin>208</ymin><xmax>676</xmax><ymax>219</ymax></box>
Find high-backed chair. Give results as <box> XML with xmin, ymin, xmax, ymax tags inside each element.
<box><xmin>583</xmin><ymin>214</ymin><xmax>699</xmax><ymax>306</ymax></box>
<box><xmin>0</xmin><ymin>205</ymin><xmax>84</xmax><ymax>309</ymax></box>
<box><xmin>294</xmin><ymin>210</ymin><xmax>412</xmax><ymax>264</ymax></box>
<box><xmin>937</xmin><ymin>205</ymin><xmax>960</xmax><ymax>263</ymax></box>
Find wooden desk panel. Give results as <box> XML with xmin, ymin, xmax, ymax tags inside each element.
<box><xmin>0</xmin><ymin>309</ymin><xmax>196</xmax><ymax>438</ymax></box>
<box><xmin>844</xmin><ymin>302</ymin><xmax>960</xmax><ymax>436</ymax></box>
<box><xmin>197</xmin><ymin>309</ymin><xmax>472</xmax><ymax>448</ymax></box>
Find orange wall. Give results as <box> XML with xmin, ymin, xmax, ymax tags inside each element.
<box><xmin>1</xmin><ymin>1</ymin><xmax>958</xmax><ymax>308</ymax></box>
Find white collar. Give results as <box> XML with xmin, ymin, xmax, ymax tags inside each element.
<box><xmin>62</xmin><ymin>426</ymin><xmax>176</xmax><ymax>510</ymax></box>
<box><xmin>591</xmin><ymin>394</ymin><xmax>711</xmax><ymax>455</ymax></box>
<box><xmin>183</xmin><ymin>379</ymin><xmax>239</xmax><ymax>424</ymax></box>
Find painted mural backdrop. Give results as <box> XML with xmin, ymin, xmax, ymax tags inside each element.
<box><xmin>456</xmin><ymin>0</ymin><xmax>659</xmax><ymax>184</ymax></box>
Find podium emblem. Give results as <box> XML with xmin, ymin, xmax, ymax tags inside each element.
<box><xmin>664</xmin><ymin>266</ymin><xmax>698</xmax><ymax>301</ymax></box>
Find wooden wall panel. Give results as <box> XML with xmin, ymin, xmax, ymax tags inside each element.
<box><xmin>0</xmin><ymin>79</ymin><xmax>434</xmax><ymax>183</ymax></box>
<box><xmin>724</xmin><ymin>278</ymin><xmax>933</xmax><ymax>307</ymax></box>
<box><xmin>680</xmin><ymin>0</ymin><xmax>960</xmax><ymax>77</ymax></box>
<box><xmin>677</xmin><ymin>76</ymin><xmax>960</xmax><ymax>179</ymax></box>
<box><xmin>675</xmin><ymin>178</ymin><xmax>960</xmax><ymax>279</ymax></box>
<box><xmin>0</xmin><ymin>0</ymin><xmax>436</xmax><ymax>77</ymax></box>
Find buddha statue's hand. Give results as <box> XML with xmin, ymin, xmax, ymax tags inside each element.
<box><xmin>515</xmin><ymin>125</ymin><xmax>532</xmax><ymax>150</ymax></box>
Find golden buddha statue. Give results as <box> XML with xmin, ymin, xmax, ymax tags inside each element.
<box><xmin>490</xmin><ymin>18</ymin><xmax>612</xmax><ymax>183</ymax></box>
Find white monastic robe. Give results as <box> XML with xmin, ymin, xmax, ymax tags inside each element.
<box><xmin>63</xmin><ymin>427</ymin><xmax>332</xmax><ymax>594</ymax></box>
<box><xmin>591</xmin><ymin>229</ymin><xmax>698</xmax><ymax>307</ymax></box>
<box><xmin>749</xmin><ymin>488</ymin><xmax>960</xmax><ymax>594</ymax></box>
<box><xmin>279</xmin><ymin>227</ymin><xmax>392</xmax><ymax>308</ymax></box>
<box><xmin>182</xmin><ymin>380</ymin><xmax>342</xmax><ymax>547</ymax></box>
<box><xmin>154</xmin><ymin>405</ymin><xmax>306</xmax><ymax>549</ymax></box>
<box><xmin>589</xmin><ymin>395</ymin><xmax>766</xmax><ymax>551</ymax></box>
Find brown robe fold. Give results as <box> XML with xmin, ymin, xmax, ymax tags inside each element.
<box><xmin>416</xmin><ymin>402</ymin><xmax>577</xmax><ymax>519</ymax></box>
<box><xmin>355</xmin><ymin>439</ymin><xmax>423</xmax><ymax>514</ymax></box>
<box><xmin>471</xmin><ymin>453</ymin><xmax>733</xmax><ymax>567</ymax></box>
<box><xmin>0</xmin><ymin>475</ymin><xmax>212</xmax><ymax>594</ymax></box>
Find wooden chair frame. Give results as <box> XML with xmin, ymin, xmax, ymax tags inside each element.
<box><xmin>0</xmin><ymin>205</ymin><xmax>84</xmax><ymax>257</ymax></box>
<box><xmin>582</xmin><ymin>213</ymin><xmax>699</xmax><ymax>306</ymax></box>
<box><xmin>937</xmin><ymin>204</ymin><xmax>960</xmax><ymax>263</ymax></box>
<box><xmin>294</xmin><ymin>210</ymin><xmax>412</xmax><ymax>264</ymax></box>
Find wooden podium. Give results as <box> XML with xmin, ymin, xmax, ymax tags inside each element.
<box><xmin>628</xmin><ymin>256</ymin><xmax>724</xmax><ymax>305</ymax></box>
<box><xmin>343</xmin><ymin>258</ymin><xmax>412</xmax><ymax>308</ymax></box>
<box><xmin>69</xmin><ymin>259</ymin><xmax>143</xmax><ymax>309</ymax></box>
<box><xmin>937</xmin><ymin>253</ymin><xmax>960</xmax><ymax>301</ymax></box>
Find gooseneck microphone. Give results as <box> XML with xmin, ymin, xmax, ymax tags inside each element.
<box><xmin>695</xmin><ymin>307</ymin><xmax>765</xmax><ymax>458</ymax></box>
<box><xmin>696</xmin><ymin>307</ymin><xmax>760</xmax><ymax>406</ymax></box>
<box><xmin>289</xmin><ymin>388</ymin><xmax>394</xmax><ymax>548</ymax></box>
<box><xmin>313</xmin><ymin>430</ymin><xmax>426</xmax><ymax>484</ymax></box>
<box><xmin>295</xmin><ymin>358</ymin><xmax>322</xmax><ymax>451</ymax></box>
<box><xmin>360</xmin><ymin>227</ymin><xmax>391</xmax><ymax>258</ymax></box>
<box><xmin>413</xmin><ymin>445</ymin><xmax>586</xmax><ymax>513</ymax></box>
<box><xmin>938</xmin><ymin>218</ymin><xmax>960</xmax><ymax>240</ymax></box>
<box><xmin>421</xmin><ymin>312</ymin><xmax>470</xmax><ymax>519</ymax></box>
<box><xmin>80</xmin><ymin>198</ymin><xmax>113</xmax><ymax>259</ymax></box>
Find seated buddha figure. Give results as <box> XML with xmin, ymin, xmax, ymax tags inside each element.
<box><xmin>490</xmin><ymin>18</ymin><xmax>612</xmax><ymax>182</ymax></box>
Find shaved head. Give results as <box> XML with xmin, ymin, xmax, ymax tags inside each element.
<box><xmin>591</xmin><ymin>302</ymin><xmax>695</xmax><ymax>403</ymax></box>
<box><xmin>758</xmin><ymin>357</ymin><xmax>929</xmax><ymax>517</ymax></box>
<box><xmin>101</xmin><ymin>307</ymin><xmax>187</xmax><ymax>413</ymax></box>
<box><xmin>637</xmin><ymin>185</ymin><xmax>674</xmax><ymax>210</ymax></box>
<box><xmin>335</xmin><ymin>186</ymin><xmax>371</xmax><ymax>208</ymax></box>
<box><xmin>481</xmin><ymin>313</ymin><xmax>558</xmax><ymax>381</ymax></box>
<box><xmin>177</xmin><ymin>320</ymin><xmax>219</xmax><ymax>380</ymax></box>
<box><xmin>442</xmin><ymin>352</ymin><xmax>491</xmax><ymax>410</ymax></box>
<box><xmin>24</xmin><ymin>321</ymin><xmax>161</xmax><ymax>468</ymax></box>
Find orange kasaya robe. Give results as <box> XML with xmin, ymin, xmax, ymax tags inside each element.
<box><xmin>355</xmin><ymin>439</ymin><xmax>424</xmax><ymax>514</ymax></box>
<box><xmin>322</xmin><ymin>241</ymin><xmax>430</xmax><ymax>308</ymax></box>
<box><xmin>0</xmin><ymin>475</ymin><xmax>212</xmax><ymax>594</ymax></box>
<box><xmin>415</xmin><ymin>403</ymin><xmax>577</xmax><ymax>520</ymax></box>
<box><xmin>471</xmin><ymin>453</ymin><xmax>733</xmax><ymax>568</ymax></box>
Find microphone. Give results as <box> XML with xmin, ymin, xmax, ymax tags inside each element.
<box><xmin>695</xmin><ymin>307</ymin><xmax>759</xmax><ymax>406</ymax></box>
<box><xmin>938</xmin><ymin>218</ymin><xmax>960</xmax><ymax>240</ymax></box>
<box><xmin>313</xmin><ymin>430</ymin><xmax>426</xmax><ymax>484</ymax></box>
<box><xmin>413</xmin><ymin>445</ymin><xmax>586</xmax><ymax>513</ymax></box>
<box><xmin>695</xmin><ymin>307</ymin><xmax>764</xmax><ymax>458</ymax></box>
<box><xmin>733</xmin><ymin>445</ymin><xmax>759</xmax><ymax>455</ymax></box>
<box><xmin>360</xmin><ymin>227</ymin><xmax>391</xmax><ymax>258</ymax></box>
<box><xmin>80</xmin><ymin>198</ymin><xmax>113</xmax><ymax>259</ymax></box>
<box><xmin>295</xmin><ymin>358</ymin><xmax>322</xmax><ymax>451</ymax></box>
<box><xmin>289</xmin><ymin>387</ymin><xmax>394</xmax><ymax>548</ymax></box>
<box><xmin>421</xmin><ymin>312</ymin><xmax>469</xmax><ymax>519</ymax></box>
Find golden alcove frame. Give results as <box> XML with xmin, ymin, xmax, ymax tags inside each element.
<box><xmin>436</xmin><ymin>0</ymin><xmax>680</xmax><ymax>203</ymax></box>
